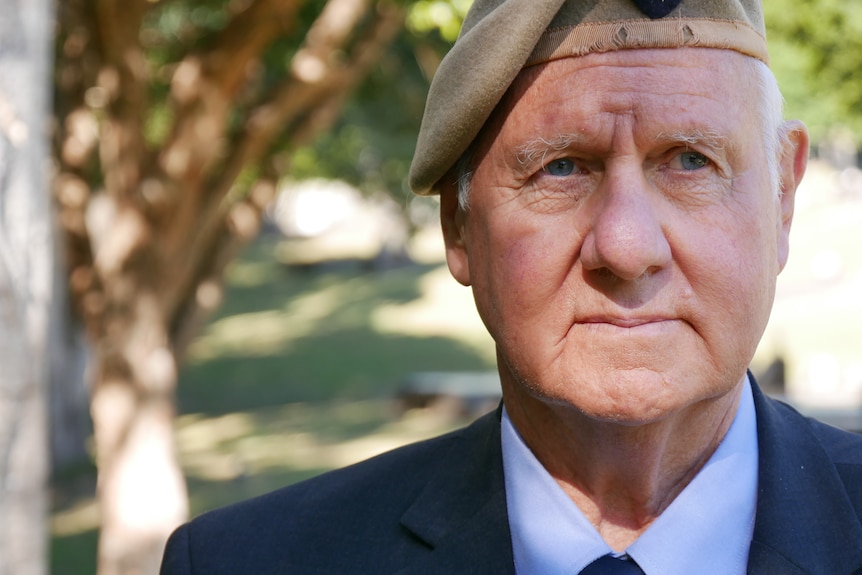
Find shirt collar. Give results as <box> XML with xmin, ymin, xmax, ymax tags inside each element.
<box><xmin>502</xmin><ymin>377</ymin><xmax>759</xmax><ymax>575</ymax></box>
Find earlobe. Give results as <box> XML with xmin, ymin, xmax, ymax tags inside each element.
<box><xmin>777</xmin><ymin>120</ymin><xmax>809</xmax><ymax>272</ymax></box>
<box><xmin>439</xmin><ymin>182</ymin><xmax>472</xmax><ymax>286</ymax></box>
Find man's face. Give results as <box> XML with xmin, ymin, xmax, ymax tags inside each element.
<box><xmin>442</xmin><ymin>48</ymin><xmax>805</xmax><ymax>424</ymax></box>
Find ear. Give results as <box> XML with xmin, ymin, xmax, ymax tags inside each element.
<box><xmin>776</xmin><ymin>120</ymin><xmax>809</xmax><ymax>272</ymax></box>
<box><xmin>439</xmin><ymin>178</ymin><xmax>472</xmax><ymax>286</ymax></box>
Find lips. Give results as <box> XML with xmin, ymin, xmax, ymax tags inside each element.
<box><xmin>583</xmin><ymin>315</ymin><xmax>673</xmax><ymax>325</ymax></box>
<box><xmin>578</xmin><ymin>316</ymin><xmax>680</xmax><ymax>331</ymax></box>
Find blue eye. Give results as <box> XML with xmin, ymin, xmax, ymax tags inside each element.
<box><xmin>544</xmin><ymin>158</ymin><xmax>576</xmax><ymax>177</ymax></box>
<box><xmin>679</xmin><ymin>151</ymin><xmax>709</xmax><ymax>170</ymax></box>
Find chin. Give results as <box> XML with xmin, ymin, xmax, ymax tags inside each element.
<box><xmin>517</xmin><ymin>364</ymin><xmax>716</xmax><ymax>425</ymax></box>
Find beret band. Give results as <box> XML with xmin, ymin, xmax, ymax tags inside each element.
<box><xmin>529</xmin><ymin>18</ymin><xmax>768</xmax><ymax>67</ymax></box>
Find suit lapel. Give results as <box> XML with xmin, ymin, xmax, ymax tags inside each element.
<box><xmin>396</xmin><ymin>407</ymin><xmax>515</xmax><ymax>574</ymax></box>
<box><xmin>749</xmin><ymin>381</ymin><xmax>862</xmax><ymax>574</ymax></box>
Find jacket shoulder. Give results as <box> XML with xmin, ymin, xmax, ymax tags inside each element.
<box><xmin>802</xmin><ymin>409</ymin><xmax>862</xmax><ymax>512</ymax></box>
<box><xmin>764</xmin><ymin>395</ymin><xmax>862</xmax><ymax>476</ymax></box>
<box><xmin>750</xmin><ymin>389</ymin><xmax>862</xmax><ymax>574</ymax></box>
<box><xmin>766</xmin><ymin>395</ymin><xmax>862</xmax><ymax>466</ymax></box>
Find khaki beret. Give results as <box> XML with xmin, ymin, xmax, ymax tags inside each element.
<box><xmin>409</xmin><ymin>0</ymin><xmax>769</xmax><ymax>195</ymax></box>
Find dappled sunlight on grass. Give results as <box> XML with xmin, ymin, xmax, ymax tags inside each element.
<box><xmin>176</xmin><ymin>400</ymin><xmax>467</xmax><ymax>480</ymax></box>
<box><xmin>186</xmin><ymin>240</ymin><xmax>465</xmax><ymax>369</ymax></box>
<box><xmin>175</xmin><ymin>412</ymin><xmax>258</xmax><ymax>481</ymax></box>
<box><xmin>52</xmin><ymin>499</ymin><xmax>100</xmax><ymax>537</ymax></box>
<box><xmin>371</xmin><ymin>265</ymin><xmax>495</xmax><ymax>363</ymax></box>
<box><xmin>188</xmin><ymin>284</ymin><xmax>348</xmax><ymax>361</ymax></box>
<box><xmin>174</xmin><ymin>400</ymin><xmax>474</xmax><ymax>515</ymax></box>
<box><xmin>187</xmin><ymin>310</ymin><xmax>293</xmax><ymax>359</ymax></box>
<box><xmin>179</xmin><ymin>238</ymin><xmax>495</xmax><ymax>413</ymax></box>
<box><xmin>226</xmin><ymin>258</ymin><xmax>280</xmax><ymax>288</ymax></box>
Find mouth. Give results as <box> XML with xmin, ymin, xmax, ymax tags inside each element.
<box><xmin>578</xmin><ymin>317</ymin><xmax>680</xmax><ymax>331</ymax></box>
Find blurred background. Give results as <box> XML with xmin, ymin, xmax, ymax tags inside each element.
<box><xmin>0</xmin><ymin>0</ymin><xmax>858</xmax><ymax>573</ymax></box>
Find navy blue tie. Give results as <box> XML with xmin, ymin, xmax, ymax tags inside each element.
<box><xmin>579</xmin><ymin>554</ymin><xmax>646</xmax><ymax>574</ymax></box>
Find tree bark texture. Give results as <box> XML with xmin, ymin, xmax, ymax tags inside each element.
<box><xmin>53</xmin><ymin>0</ymin><xmax>405</xmax><ymax>572</ymax></box>
<box><xmin>0</xmin><ymin>0</ymin><xmax>55</xmax><ymax>573</ymax></box>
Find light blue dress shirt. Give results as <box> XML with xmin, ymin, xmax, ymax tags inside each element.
<box><xmin>502</xmin><ymin>378</ymin><xmax>759</xmax><ymax>575</ymax></box>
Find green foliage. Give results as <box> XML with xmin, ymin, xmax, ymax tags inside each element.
<box><xmin>143</xmin><ymin>102</ymin><xmax>173</xmax><ymax>148</ymax></box>
<box><xmin>765</xmin><ymin>0</ymin><xmax>862</xmax><ymax>145</ymax></box>
<box><xmin>141</xmin><ymin>0</ymin><xmax>233</xmax><ymax>70</ymax></box>
<box><xmin>287</xmin><ymin>39</ymin><xmax>429</xmax><ymax>198</ymax></box>
<box><xmin>407</xmin><ymin>0</ymin><xmax>473</xmax><ymax>41</ymax></box>
<box><xmin>289</xmin><ymin>0</ymin><xmax>469</xmax><ymax>200</ymax></box>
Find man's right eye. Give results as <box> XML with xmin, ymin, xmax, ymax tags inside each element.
<box><xmin>543</xmin><ymin>158</ymin><xmax>577</xmax><ymax>177</ymax></box>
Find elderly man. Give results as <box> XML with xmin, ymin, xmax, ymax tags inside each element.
<box><xmin>161</xmin><ymin>0</ymin><xmax>862</xmax><ymax>573</ymax></box>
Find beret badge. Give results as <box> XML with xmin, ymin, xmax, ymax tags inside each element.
<box><xmin>631</xmin><ymin>0</ymin><xmax>683</xmax><ymax>18</ymax></box>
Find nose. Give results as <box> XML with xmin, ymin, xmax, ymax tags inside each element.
<box><xmin>580</xmin><ymin>167</ymin><xmax>672</xmax><ymax>282</ymax></box>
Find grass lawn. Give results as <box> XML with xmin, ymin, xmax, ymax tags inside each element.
<box><xmin>50</xmin><ymin>229</ymin><xmax>496</xmax><ymax>575</ymax></box>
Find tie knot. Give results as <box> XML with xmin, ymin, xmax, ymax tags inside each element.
<box><xmin>579</xmin><ymin>554</ymin><xmax>646</xmax><ymax>574</ymax></box>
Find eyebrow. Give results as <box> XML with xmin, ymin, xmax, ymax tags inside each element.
<box><xmin>514</xmin><ymin>128</ymin><xmax>733</xmax><ymax>168</ymax></box>
<box><xmin>516</xmin><ymin>133</ymin><xmax>588</xmax><ymax>167</ymax></box>
<box><xmin>654</xmin><ymin>128</ymin><xmax>730</xmax><ymax>151</ymax></box>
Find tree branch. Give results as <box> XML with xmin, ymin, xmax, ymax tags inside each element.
<box><xmin>94</xmin><ymin>0</ymin><xmax>149</xmax><ymax>70</ymax></box>
<box><xmin>169</xmin><ymin>179</ymin><xmax>277</xmax><ymax>358</ymax></box>
<box><xmin>208</xmin><ymin>0</ymin><xmax>404</xmax><ymax>204</ymax></box>
<box><xmin>291</xmin><ymin>1</ymin><xmax>404</xmax><ymax>146</ymax></box>
<box><xmin>151</xmin><ymin>0</ymin><xmax>303</xmax><ymax>252</ymax></box>
<box><xmin>164</xmin><ymin>1</ymin><xmax>404</xmax><ymax>340</ymax></box>
<box><xmin>203</xmin><ymin>0</ymin><xmax>304</xmax><ymax>97</ymax></box>
<box><xmin>93</xmin><ymin>0</ymin><xmax>152</xmax><ymax>199</ymax></box>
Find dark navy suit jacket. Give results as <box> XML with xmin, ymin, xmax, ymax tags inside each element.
<box><xmin>160</xmin><ymin>382</ymin><xmax>862</xmax><ymax>574</ymax></box>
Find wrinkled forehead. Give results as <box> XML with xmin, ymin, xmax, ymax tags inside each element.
<box><xmin>473</xmin><ymin>49</ymin><xmax>762</xmax><ymax>159</ymax></box>
<box><xmin>514</xmin><ymin>47</ymin><xmax>760</xmax><ymax>109</ymax></box>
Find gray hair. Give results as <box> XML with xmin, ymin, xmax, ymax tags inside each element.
<box><xmin>455</xmin><ymin>58</ymin><xmax>789</xmax><ymax>209</ymax></box>
<box><xmin>749</xmin><ymin>58</ymin><xmax>791</xmax><ymax>198</ymax></box>
<box><xmin>455</xmin><ymin>149</ymin><xmax>475</xmax><ymax>211</ymax></box>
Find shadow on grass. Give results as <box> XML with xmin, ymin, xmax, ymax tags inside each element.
<box><xmin>178</xmin><ymin>332</ymin><xmax>491</xmax><ymax>415</ymax></box>
<box><xmin>178</xmin><ymin>236</ymin><xmax>494</xmax><ymax>416</ymax></box>
<box><xmin>213</xmin><ymin>237</ymin><xmax>440</xmax><ymax>319</ymax></box>
<box><xmin>51</xmin><ymin>529</ymin><xmax>98</xmax><ymax>575</ymax></box>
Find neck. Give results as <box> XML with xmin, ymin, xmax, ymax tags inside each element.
<box><xmin>502</xmin><ymin>376</ymin><xmax>744</xmax><ymax>551</ymax></box>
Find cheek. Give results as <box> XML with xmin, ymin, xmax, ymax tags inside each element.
<box><xmin>468</xmin><ymin>214</ymin><xmax>581</xmax><ymax>332</ymax></box>
<box><xmin>495</xmin><ymin>220</ymin><xmax>579</xmax><ymax>307</ymax></box>
<box><xmin>680</xmin><ymin>214</ymin><xmax>779</xmax><ymax>351</ymax></box>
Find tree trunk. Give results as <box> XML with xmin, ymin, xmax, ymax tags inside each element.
<box><xmin>0</xmin><ymin>0</ymin><xmax>55</xmax><ymax>573</ymax></box>
<box><xmin>90</xmin><ymin>293</ymin><xmax>187</xmax><ymax>575</ymax></box>
<box><xmin>50</xmin><ymin>1</ymin><xmax>406</xmax><ymax>571</ymax></box>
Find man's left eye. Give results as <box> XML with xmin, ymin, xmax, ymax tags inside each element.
<box><xmin>677</xmin><ymin>151</ymin><xmax>710</xmax><ymax>171</ymax></box>
<box><xmin>543</xmin><ymin>158</ymin><xmax>577</xmax><ymax>177</ymax></box>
